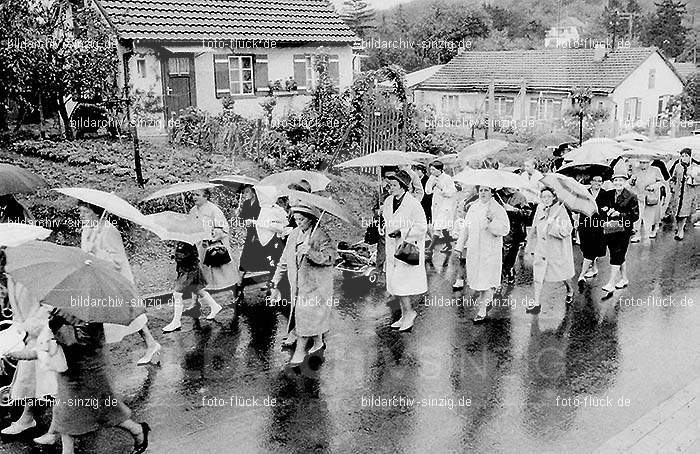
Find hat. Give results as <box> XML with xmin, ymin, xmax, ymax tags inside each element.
<box><xmin>612</xmin><ymin>172</ymin><xmax>629</xmax><ymax>180</ymax></box>
<box><xmin>290</xmin><ymin>202</ymin><xmax>320</xmax><ymax>219</ymax></box>
<box><xmin>638</xmin><ymin>157</ymin><xmax>651</xmax><ymax>162</ymax></box>
<box><xmin>680</xmin><ymin>147</ymin><xmax>692</xmax><ymax>157</ymax></box>
<box><xmin>429</xmin><ymin>160</ymin><xmax>444</xmax><ymax>171</ymax></box>
<box><xmin>386</xmin><ymin>169</ymin><xmax>411</xmax><ymax>190</ymax></box>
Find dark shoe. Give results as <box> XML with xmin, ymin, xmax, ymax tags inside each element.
<box><xmin>525</xmin><ymin>304</ymin><xmax>541</xmax><ymax>314</ymax></box>
<box><xmin>577</xmin><ymin>278</ymin><xmax>586</xmax><ymax>293</ymax></box>
<box><xmin>565</xmin><ymin>294</ymin><xmax>573</xmax><ymax>308</ymax></box>
<box><xmin>131</xmin><ymin>422</ymin><xmax>150</xmax><ymax>454</ymax></box>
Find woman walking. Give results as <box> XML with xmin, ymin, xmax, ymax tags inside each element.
<box><xmin>668</xmin><ymin>148</ymin><xmax>698</xmax><ymax>240</ymax></box>
<box><xmin>454</xmin><ymin>186</ymin><xmax>509</xmax><ymax>323</ymax></box>
<box><xmin>383</xmin><ymin>170</ymin><xmax>428</xmax><ymax>332</ymax></box>
<box><xmin>78</xmin><ymin>202</ymin><xmax>161</xmax><ymax>366</ymax></box>
<box><xmin>525</xmin><ymin>188</ymin><xmax>575</xmax><ymax>313</ymax></box>
<box><xmin>189</xmin><ymin>189</ymin><xmax>239</xmax><ymax>311</ymax></box>
<box><xmin>47</xmin><ymin>309</ymin><xmax>150</xmax><ymax>454</ymax></box>
<box><xmin>238</xmin><ymin>185</ymin><xmax>269</xmax><ymax>275</ymax></box>
<box><xmin>270</xmin><ymin>203</ymin><xmax>336</xmax><ymax>366</ymax></box>
<box><xmin>497</xmin><ymin>187</ymin><xmax>531</xmax><ymax>285</ymax></box>
<box><xmin>425</xmin><ymin>161</ymin><xmax>457</xmax><ymax>264</ymax></box>
<box><xmin>601</xmin><ymin>173</ymin><xmax>639</xmax><ymax>297</ymax></box>
<box><xmin>629</xmin><ymin>158</ymin><xmax>664</xmax><ymax>242</ymax></box>
<box><xmin>577</xmin><ymin>175</ymin><xmax>612</xmax><ymax>286</ymax></box>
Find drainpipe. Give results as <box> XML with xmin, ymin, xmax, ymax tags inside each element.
<box><xmin>121</xmin><ymin>39</ymin><xmax>145</xmax><ymax>187</ymax></box>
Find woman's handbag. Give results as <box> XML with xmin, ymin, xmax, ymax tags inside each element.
<box><xmin>203</xmin><ymin>241</ymin><xmax>231</xmax><ymax>267</ymax></box>
<box><xmin>602</xmin><ymin>218</ymin><xmax>625</xmax><ymax>235</ymax></box>
<box><xmin>394</xmin><ymin>226</ymin><xmax>420</xmax><ymax>265</ymax></box>
<box><xmin>645</xmin><ymin>187</ymin><xmax>659</xmax><ymax>206</ymax></box>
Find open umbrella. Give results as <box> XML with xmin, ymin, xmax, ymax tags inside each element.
<box><xmin>582</xmin><ymin>137</ymin><xmax>619</xmax><ymax>145</ymax></box>
<box><xmin>281</xmin><ymin>189</ymin><xmax>355</xmax><ymax>225</ymax></box>
<box><xmin>141</xmin><ymin>181</ymin><xmax>220</xmax><ymax>202</ymax></box>
<box><xmin>540</xmin><ymin>173</ymin><xmax>597</xmax><ymax>217</ymax></box>
<box><xmin>532</xmin><ymin>132</ymin><xmax>577</xmax><ymax>149</ymax></box>
<box><xmin>453</xmin><ymin>168</ymin><xmax>530</xmax><ymax>190</ymax></box>
<box><xmin>54</xmin><ymin>188</ymin><xmax>150</xmax><ymax>228</ymax></box>
<box><xmin>615</xmin><ymin>132</ymin><xmax>649</xmax><ymax>142</ymax></box>
<box><xmin>143</xmin><ymin>211</ymin><xmax>209</xmax><ymax>245</ymax></box>
<box><xmin>5</xmin><ymin>241</ymin><xmax>144</xmax><ymax>325</ymax></box>
<box><xmin>616</xmin><ymin>145</ymin><xmax>664</xmax><ymax>160</ymax></box>
<box><xmin>0</xmin><ymin>164</ymin><xmax>49</xmax><ymax>196</ymax></box>
<box><xmin>209</xmin><ymin>174</ymin><xmax>260</xmax><ymax>187</ymax></box>
<box><xmin>641</xmin><ymin>136</ymin><xmax>700</xmax><ymax>153</ymax></box>
<box><xmin>0</xmin><ymin>223</ymin><xmax>52</xmax><ymax>247</ymax></box>
<box><xmin>335</xmin><ymin>150</ymin><xmax>417</xmax><ymax>168</ymax></box>
<box><xmin>260</xmin><ymin>170</ymin><xmax>330</xmax><ymax>192</ymax></box>
<box><xmin>459</xmin><ymin>139</ymin><xmax>509</xmax><ymax>164</ymax></box>
<box><xmin>403</xmin><ymin>151</ymin><xmax>439</xmax><ymax>161</ymax></box>
<box><xmin>557</xmin><ymin>161</ymin><xmax>613</xmax><ymax>181</ymax></box>
<box><xmin>563</xmin><ymin>142</ymin><xmax>625</xmax><ymax>163</ymax></box>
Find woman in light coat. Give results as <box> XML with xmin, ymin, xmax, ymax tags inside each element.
<box><xmin>270</xmin><ymin>203</ymin><xmax>336</xmax><ymax>366</ymax></box>
<box><xmin>454</xmin><ymin>185</ymin><xmax>509</xmax><ymax>323</ymax></box>
<box><xmin>383</xmin><ymin>170</ymin><xmax>428</xmax><ymax>332</ymax></box>
<box><xmin>78</xmin><ymin>202</ymin><xmax>162</xmax><ymax>366</ymax></box>
<box><xmin>525</xmin><ymin>188</ymin><xmax>575</xmax><ymax>313</ymax></box>
<box><xmin>189</xmin><ymin>189</ymin><xmax>240</xmax><ymax>312</ymax></box>
<box><xmin>425</xmin><ymin>160</ymin><xmax>457</xmax><ymax>264</ymax></box>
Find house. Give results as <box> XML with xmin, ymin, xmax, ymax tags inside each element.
<box><xmin>544</xmin><ymin>17</ymin><xmax>585</xmax><ymax>48</ymax></box>
<box><xmin>378</xmin><ymin>65</ymin><xmax>444</xmax><ymax>100</ymax></box>
<box><xmin>413</xmin><ymin>46</ymin><xmax>686</xmax><ymax>135</ymax></box>
<box><xmin>90</xmin><ymin>0</ymin><xmax>358</xmax><ymax>127</ymax></box>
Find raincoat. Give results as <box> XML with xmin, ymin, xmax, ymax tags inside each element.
<box><xmin>455</xmin><ymin>198</ymin><xmax>509</xmax><ymax>291</ymax></box>
<box><xmin>426</xmin><ymin>172</ymin><xmax>457</xmax><ymax>231</ymax></box>
<box><xmin>630</xmin><ymin>166</ymin><xmax>664</xmax><ymax>229</ymax></box>
<box><xmin>383</xmin><ymin>192</ymin><xmax>428</xmax><ymax>296</ymax></box>
<box><xmin>273</xmin><ymin>226</ymin><xmax>336</xmax><ymax>337</ymax></box>
<box><xmin>190</xmin><ymin>201</ymin><xmax>240</xmax><ymax>290</ymax></box>
<box><xmin>526</xmin><ymin>202</ymin><xmax>575</xmax><ymax>283</ymax></box>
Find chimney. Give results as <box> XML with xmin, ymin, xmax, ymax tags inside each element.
<box><xmin>593</xmin><ymin>44</ymin><xmax>608</xmax><ymax>62</ymax></box>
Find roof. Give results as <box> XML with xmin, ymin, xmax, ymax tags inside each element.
<box><xmin>378</xmin><ymin>65</ymin><xmax>445</xmax><ymax>89</ymax></box>
<box><xmin>416</xmin><ymin>47</ymin><xmax>674</xmax><ymax>94</ymax></box>
<box><xmin>672</xmin><ymin>62</ymin><xmax>699</xmax><ymax>81</ymax></box>
<box><xmin>96</xmin><ymin>0</ymin><xmax>358</xmax><ymax>43</ymax></box>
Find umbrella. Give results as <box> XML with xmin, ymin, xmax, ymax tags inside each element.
<box><xmin>640</xmin><ymin>136</ymin><xmax>700</xmax><ymax>154</ymax></box>
<box><xmin>403</xmin><ymin>151</ymin><xmax>439</xmax><ymax>161</ymax></box>
<box><xmin>143</xmin><ymin>211</ymin><xmax>209</xmax><ymax>245</ymax></box>
<box><xmin>433</xmin><ymin>153</ymin><xmax>461</xmax><ymax>166</ymax></box>
<box><xmin>260</xmin><ymin>170</ymin><xmax>330</xmax><ymax>192</ymax></box>
<box><xmin>459</xmin><ymin>139</ymin><xmax>509</xmax><ymax>164</ymax></box>
<box><xmin>281</xmin><ymin>189</ymin><xmax>355</xmax><ymax>225</ymax></box>
<box><xmin>335</xmin><ymin>150</ymin><xmax>417</xmax><ymax>168</ymax></box>
<box><xmin>563</xmin><ymin>142</ymin><xmax>625</xmax><ymax>163</ymax></box>
<box><xmin>616</xmin><ymin>145</ymin><xmax>664</xmax><ymax>161</ymax></box>
<box><xmin>532</xmin><ymin>132</ymin><xmax>577</xmax><ymax>149</ymax></box>
<box><xmin>209</xmin><ymin>174</ymin><xmax>260</xmax><ymax>187</ymax></box>
<box><xmin>0</xmin><ymin>223</ymin><xmax>51</xmax><ymax>247</ymax></box>
<box><xmin>5</xmin><ymin>241</ymin><xmax>144</xmax><ymax>325</ymax></box>
<box><xmin>453</xmin><ymin>169</ymin><xmax>531</xmax><ymax>190</ymax></box>
<box><xmin>54</xmin><ymin>188</ymin><xmax>149</xmax><ymax>227</ymax></box>
<box><xmin>582</xmin><ymin>137</ymin><xmax>619</xmax><ymax>145</ymax></box>
<box><xmin>615</xmin><ymin>132</ymin><xmax>649</xmax><ymax>142</ymax></box>
<box><xmin>557</xmin><ymin>161</ymin><xmax>613</xmax><ymax>180</ymax></box>
<box><xmin>540</xmin><ymin>173</ymin><xmax>598</xmax><ymax>217</ymax></box>
<box><xmin>141</xmin><ymin>181</ymin><xmax>220</xmax><ymax>202</ymax></box>
<box><xmin>0</xmin><ymin>164</ymin><xmax>49</xmax><ymax>196</ymax></box>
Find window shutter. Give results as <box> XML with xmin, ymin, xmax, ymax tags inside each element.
<box><xmin>254</xmin><ymin>54</ymin><xmax>269</xmax><ymax>94</ymax></box>
<box><xmin>635</xmin><ymin>98</ymin><xmax>642</xmax><ymax>121</ymax></box>
<box><xmin>623</xmin><ymin>99</ymin><xmax>630</xmax><ymax>121</ymax></box>
<box><xmin>328</xmin><ymin>54</ymin><xmax>340</xmax><ymax>87</ymax></box>
<box><xmin>293</xmin><ymin>54</ymin><xmax>307</xmax><ymax>93</ymax></box>
<box><xmin>214</xmin><ymin>54</ymin><xmax>230</xmax><ymax>98</ymax></box>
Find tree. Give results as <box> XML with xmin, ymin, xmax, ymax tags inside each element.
<box><xmin>340</xmin><ymin>0</ymin><xmax>376</xmax><ymax>39</ymax></box>
<box><xmin>641</xmin><ymin>0</ymin><xmax>689</xmax><ymax>59</ymax></box>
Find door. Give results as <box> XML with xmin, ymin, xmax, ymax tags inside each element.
<box><xmin>165</xmin><ymin>56</ymin><xmax>194</xmax><ymax>118</ymax></box>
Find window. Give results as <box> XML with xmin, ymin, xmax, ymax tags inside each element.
<box><xmin>136</xmin><ymin>58</ymin><xmax>146</xmax><ymax>78</ymax></box>
<box><xmin>658</xmin><ymin>95</ymin><xmax>671</xmax><ymax>115</ymax></box>
<box><xmin>623</xmin><ymin>97</ymin><xmax>642</xmax><ymax>122</ymax></box>
<box><xmin>485</xmin><ymin>96</ymin><xmax>514</xmax><ymax>118</ymax></box>
<box><xmin>441</xmin><ymin>95</ymin><xmax>459</xmax><ymax>115</ymax></box>
<box><xmin>228</xmin><ymin>56</ymin><xmax>253</xmax><ymax>95</ymax></box>
<box><xmin>528</xmin><ymin>97</ymin><xmax>563</xmax><ymax>119</ymax></box>
<box><xmin>168</xmin><ymin>57</ymin><xmax>189</xmax><ymax>76</ymax></box>
<box><xmin>648</xmin><ymin>68</ymin><xmax>656</xmax><ymax>89</ymax></box>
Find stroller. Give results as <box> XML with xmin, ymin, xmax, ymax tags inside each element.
<box><xmin>336</xmin><ymin>241</ymin><xmax>378</xmax><ymax>283</ymax></box>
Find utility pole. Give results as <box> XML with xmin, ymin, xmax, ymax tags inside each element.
<box><xmin>487</xmin><ymin>78</ymin><xmax>495</xmax><ymax>139</ymax></box>
<box><xmin>122</xmin><ymin>50</ymin><xmax>145</xmax><ymax>187</ymax></box>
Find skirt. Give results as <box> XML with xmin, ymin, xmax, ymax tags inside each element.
<box><xmin>579</xmin><ymin>228</ymin><xmax>606</xmax><ymax>260</ymax></box>
<box><xmin>606</xmin><ymin>231</ymin><xmax>632</xmax><ymax>266</ymax></box>
<box><xmin>174</xmin><ymin>266</ymin><xmax>207</xmax><ymax>297</ymax></box>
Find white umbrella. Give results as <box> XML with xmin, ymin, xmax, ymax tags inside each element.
<box><xmin>141</xmin><ymin>181</ymin><xmax>220</xmax><ymax>202</ymax></box>
<box><xmin>453</xmin><ymin>169</ymin><xmax>531</xmax><ymax>189</ymax></box>
<box><xmin>54</xmin><ymin>188</ymin><xmax>150</xmax><ymax>228</ymax></box>
<box><xmin>335</xmin><ymin>150</ymin><xmax>417</xmax><ymax>168</ymax></box>
<box><xmin>259</xmin><ymin>170</ymin><xmax>330</xmax><ymax>192</ymax></box>
<box><xmin>0</xmin><ymin>223</ymin><xmax>51</xmax><ymax>247</ymax></box>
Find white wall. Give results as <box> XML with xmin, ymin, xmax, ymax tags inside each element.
<box><xmin>611</xmin><ymin>52</ymin><xmax>684</xmax><ymax>131</ymax></box>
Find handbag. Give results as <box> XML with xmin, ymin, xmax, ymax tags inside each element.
<box><xmin>603</xmin><ymin>218</ymin><xmax>625</xmax><ymax>235</ymax></box>
<box><xmin>645</xmin><ymin>187</ymin><xmax>659</xmax><ymax>206</ymax></box>
<box><xmin>203</xmin><ymin>241</ymin><xmax>231</xmax><ymax>267</ymax></box>
<box><xmin>394</xmin><ymin>226</ymin><xmax>420</xmax><ymax>265</ymax></box>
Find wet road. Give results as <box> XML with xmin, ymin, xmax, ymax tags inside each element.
<box><xmin>1</xmin><ymin>225</ymin><xmax>699</xmax><ymax>453</ymax></box>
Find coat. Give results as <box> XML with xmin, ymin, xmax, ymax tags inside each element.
<box><xmin>272</xmin><ymin>226</ymin><xmax>336</xmax><ymax>337</ymax></box>
<box><xmin>631</xmin><ymin>166</ymin><xmax>664</xmax><ymax>226</ymax></box>
<box><xmin>190</xmin><ymin>201</ymin><xmax>240</xmax><ymax>289</ymax></box>
<box><xmin>81</xmin><ymin>221</ymin><xmax>147</xmax><ymax>344</ymax></box>
<box><xmin>668</xmin><ymin>161</ymin><xmax>699</xmax><ymax>218</ymax></box>
<box><xmin>455</xmin><ymin>198</ymin><xmax>509</xmax><ymax>291</ymax></box>
<box><xmin>605</xmin><ymin>188</ymin><xmax>639</xmax><ymax>234</ymax></box>
<box><xmin>383</xmin><ymin>192</ymin><xmax>428</xmax><ymax>296</ymax></box>
<box><xmin>527</xmin><ymin>202</ymin><xmax>575</xmax><ymax>283</ymax></box>
<box><xmin>426</xmin><ymin>172</ymin><xmax>457</xmax><ymax>231</ymax></box>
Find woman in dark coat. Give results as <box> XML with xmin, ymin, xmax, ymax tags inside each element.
<box><xmin>577</xmin><ymin>174</ymin><xmax>613</xmax><ymax>286</ymax></box>
<box><xmin>496</xmin><ymin>188</ymin><xmax>531</xmax><ymax>285</ymax></box>
<box><xmin>668</xmin><ymin>148</ymin><xmax>699</xmax><ymax>240</ymax></box>
<box><xmin>601</xmin><ymin>173</ymin><xmax>639</xmax><ymax>298</ymax></box>
<box><xmin>48</xmin><ymin>310</ymin><xmax>150</xmax><ymax>454</ymax></box>
<box><xmin>238</xmin><ymin>185</ymin><xmax>269</xmax><ymax>273</ymax></box>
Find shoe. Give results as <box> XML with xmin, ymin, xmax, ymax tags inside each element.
<box><xmin>525</xmin><ymin>304</ymin><xmax>541</xmax><ymax>314</ymax></box>
<box><xmin>137</xmin><ymin>343</ymin><xmax>162</xmax><ymax>366</ymax></box>
<box><xmin>601</xmin><ymin>290</ymin><xmax>614</xmax><ymax>300</ymax></box>
<box><xmin>583</xmin><ymin>269</ymin><xmax>598</xmax><ymax>278</ymax></box>
<box><xmin>565</xmin><ymin>294</ymin><xmax>573</xmax><ymax>308</ymax></box>
<box><xmin>308</xmin><ymin>342</ymin><xmax>326</xmax><ymax>355</ymax></box>
<box><xmin>615</xmin><ymin>279</ymin><xmax>629</xmax><ymax>289</ymax></box>
<box><xmin>1</xmin><ymin>419</ymin><xmax>36</xmax><ymax>435</ymax></box>
<box><xmin>205</xmin><ymin>301</ymin><xmax>222</xmax><ymax>320</ymax></box>
<box><xmin>649</xmin><ymin>231</ymin><xmax>657</xmax><ymax>238</ymax></box>
<box><xmin>630</xmin><ymin>236</ymin><xmax>640</xmax><ymax>243</ymax></box>
<box><xmin>131</xmin><ymin>422</ymin><xmax>150</xmax><ymax>454</ymax></box>
<box><xmin>577</xmin><ymin>278</ymin><xmax>586</xmax><ymax>293</ymax></box>
<box><xmin>288</xmin><ymin>355</ymin><xmax>305</xmax><ymax>367</ymax></box>
<box><xmin>440</xmin><ymin>245</ymin><xmax>451</xmax><ymax>253</ymax></box>
<box><xmin>162</xmin><ymin>321</ymin><xmax>181</xmax><ymax>333</ymax></box>
<box><xmin>472</xmin><ymin>313</ymin><xmax>487</xmax><ymax>324</ymax></box>
<box><xmin>390</xmin><ymin>318</ymin><xmax>403</xmax><ymax>329</ymax></box>
<box><xmin>452</xmin><ymin>279</ymin><xmax>465</xmax><ymax>291</ymax></box>
<box><xmin>398</xmin><ymin>312</ymin><xmax>417</xmax><ymax>332</ymax></box>
<box><xmin>601</xmin><ymin>284</ymin><xmax>616</xmax><ymax>293</ymax></box>
<box><xmin>33</xmin><ymin>432</ymin><xmax>59</xmax><ymax>445</ymax></box>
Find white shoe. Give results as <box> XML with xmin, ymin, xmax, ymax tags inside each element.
<box><xmin>452</xmin><ymin>278</ymin><xmax>465</xmax><ymax>290</ymax></box>
<box><xmin>162</xmin><ymin>320</ymin><xmax>182</xmax><ymax>333</ymax></box>
<box><xmin>1</xmin><ymin>419</ymin><xmax>36</xmax><ymax>435</ymax></box>
<box><xmin>206</xmin><ymin>301</ymin><xmax>222</xmax><ymax>320</ymax></box>
<box><xmin>615</xmin><ymin>279</ymin><xmax>629</xmax><ymax>289</ymax></box>
<box><xmin>649</xmin><ymin>231</ymin><xmax>657</xmax><ymax>238</ymax></box>
<box><xmin>137</xmin><ymin>343</ymin><xmax>162</xmax><ymax>366</ymax></box>
<box><xmin>390</xmin><ymin>318</ymin><xmax>403</xmax><ymax>329</ymax></box>
<box><xmin>630</xmin><ymin>236</ymin><xmax>640</xmax><ymax>243</ymax></box>
<box><xmin>398</xmin><ymin>312</ymin><xmax>417</xmax><ymax>332</ymax></box>
<box><xmin>33</xmin><ymin>432</ymin><xmax>59</xmax><ymax>445</ymax></box>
